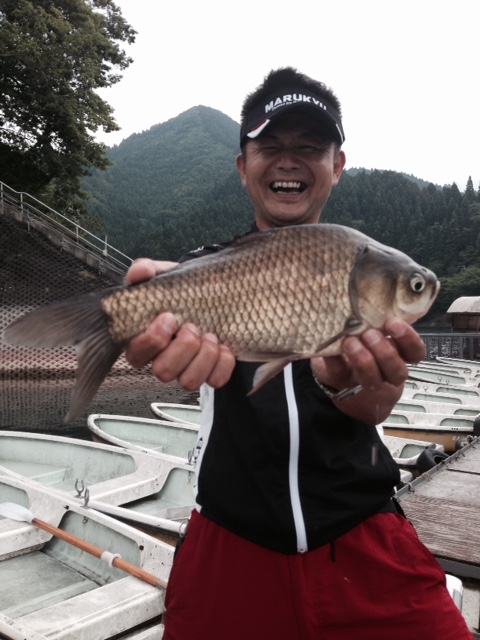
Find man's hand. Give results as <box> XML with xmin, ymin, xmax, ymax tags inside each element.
<box><xmin>124</xmin><ymin>259</ymin><xmax>236</xmax><ymax>391</ymax></box>
<box><xmin>311</xmin><ymin>318</ymin><xmax>425</xmax><ymax>425</ymax></box>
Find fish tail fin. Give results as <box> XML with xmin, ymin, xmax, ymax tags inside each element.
<box><xmin>66</xmin><ymin>333</ymin><xmax>123</xmax><ymax>423</ymax></box>
<box><xmin>4</xmin><ymin>292</ymin><xmax>123</xmax><ymax>423</ymax></box>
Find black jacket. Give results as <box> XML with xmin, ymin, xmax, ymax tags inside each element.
<box><xmin>180</xmin><ymin>230</ymin><xmax>400</xmax><ymax>555</ymax></box>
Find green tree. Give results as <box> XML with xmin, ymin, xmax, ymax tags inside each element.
<box><xmin>0</xmin><ymin>0</ymin><xmax>135</xmax><ymax>216</ymax></box>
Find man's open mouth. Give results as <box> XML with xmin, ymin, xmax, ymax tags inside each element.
<box><xmin>270</xmin><ymin>181</ymin><xmax>306</xmax><ymax>194</ymax></box>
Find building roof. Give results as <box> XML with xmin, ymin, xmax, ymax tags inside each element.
<box><xmin>447</xmin><ymin>297</ymin><xmax>480</xmax><ymax>313</ymax></box>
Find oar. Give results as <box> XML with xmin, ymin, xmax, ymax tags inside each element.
<box><xmin>0</xmin><ymin>502</ymin><xmax>167</xmax><ymax>589</ymax></box>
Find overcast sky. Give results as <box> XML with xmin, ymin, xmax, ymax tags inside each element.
<box><xmin>96</xmin><ymin>1</ymin><xmax>480</xmax><ymax>190</ymax></box>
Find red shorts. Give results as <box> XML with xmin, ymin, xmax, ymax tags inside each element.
<box><xmin>163</xmin><ymin>510</ymin><xmax>472</xmax><ymax>640</ymax></box>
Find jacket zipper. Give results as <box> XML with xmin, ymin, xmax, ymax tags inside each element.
<box><xmin>284</xmin><ymin>364</ymin><xmax>308</xmax><ymax>553</ymax></box>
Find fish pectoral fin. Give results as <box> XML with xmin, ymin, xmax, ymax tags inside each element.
<box><xmin>247</xmin><ymin>356</ymin><xmax>299</xmax><ymax>395</ymax></box>
<box><xmin>67</xmin><ymin>332</ymin><xmax>124</xmax><ymax>423</ymax></box>
<box><xmin>312</xmin><ymin>321</ymin><xmax>366</xmax><ymax>356</ymax></box>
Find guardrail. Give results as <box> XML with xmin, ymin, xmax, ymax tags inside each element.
<box><xmin>0</xmin><ymin>181</ymin><xmax>132</xmax><ymax>275</ymax></box>
<box><xmin>421</xmin><ymin>332</ymin><xmax>480</xmax><ymax>361</ymax></box>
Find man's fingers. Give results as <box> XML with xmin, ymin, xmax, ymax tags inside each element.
<box><xmin>343</xmin><ymin>330</ymin><xmax>408</xmax><ymax>390</ymax></box>
<box><xmin>205</xmin><ymin>345</ymin><xmax>236</xmax><ymax>388</ymax></box>
<box><xmin>126</xmin><ymin>258</ymin><xmax>178</xmax><ymax>285</ymax></box>
<box><xmin>150</xmin><ymin>323</ymin><xmax>202</xmax><ymax>383</ymax></box>
<box><xmin>177</xmin><ymin>335</ymin><xmax>235</xmax><ymax>391</ymax></box>
<box><xmin>125</xmin><ymin>312</ymin><xmax>178</xmax><ymax>369</ymax></box>
<box><xmin>384</xmin><ymin>318</ymin><xmax>426</xmax><ymax>364</ymax></box>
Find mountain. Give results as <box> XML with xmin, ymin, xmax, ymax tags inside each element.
<box><xmin>84</xmin><ymin>106</ymin><xmax>251</xmax><ymax>255</ymax></box>
<box><xmin>347</xmin><ymin>167</ymin><xmax>438</xmax><ymax>190</ymax></box>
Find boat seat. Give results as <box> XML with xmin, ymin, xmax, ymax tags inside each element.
<box><xmin>395</xmin><ymin>402</ymin><xmax>427</xmax><ymax>412</ymax></box>
<box><xmin>412</xmin><ymin>393</ymin><xmax>462</xmax><ymax>404</ymax></box>
<box><xmin>453</xmin><ymin>408</ymin><xmax>480</xmax><ymax>416</ymax></box>
<box><xmin>0</xmin><ymin>551</ymin><xmax>96</xmax><ymax>618</ymax></box>
<box><xmin>440</xmin><ymin>417</ymin><xmax>474</xmax><ymax>427</ymax></box>
<box><xmin>385</xmin><ymin>414</ymin><xmax>410</xmax><ymax>424</ymax></box>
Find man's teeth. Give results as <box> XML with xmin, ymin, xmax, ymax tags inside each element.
<box><xmin>271</xmin><ymin>181</ymin><xmax>304</xmax><ymax>192</ymax></box>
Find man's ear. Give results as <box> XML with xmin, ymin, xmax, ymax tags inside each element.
<box><xmin>332</xmin><ymin>149</ymin><xmax>346</xmax><ymax>186</ymax></box>
<box><xmin>236</xmin><ymin>153</ymin><xmax>247</xmax><ymax>187</ymax></box>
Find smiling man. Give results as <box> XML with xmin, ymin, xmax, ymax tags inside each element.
<box><xmin>236</xmin><ymin>113</ymin><xmax>345</xmax><ymax>229</ymax></box>
<box><xmin>236</xmin><ymin>79</ymin><xmax>345</xmax><ymax>230</ymax></box>
<box><xmin>125</xmin><ymin>68</ymin><xmax>472</xmax><ymax>639</ymax></box>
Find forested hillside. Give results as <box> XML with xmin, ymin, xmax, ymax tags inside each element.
<box><xmin>84</xmin><ymin>105</ymin><xmax>243</xmax><ymax>252</ymax></box>
<box><xmin>323</xmin><ymin>171</ymin><xmax>480</xmax><ymax>316</ymax></box>
<box><xmin>83</xmin><ymin>107</ymin><xmax>480</xmax><ymax>321</ymax></box>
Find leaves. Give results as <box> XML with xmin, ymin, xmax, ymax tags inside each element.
<box><xmin>0</xmin><ymin>0</ymin><xmax>135</xmax><ymax>213</ymax></box>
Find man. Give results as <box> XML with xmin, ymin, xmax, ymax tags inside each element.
<box><xmin>126</xmin><ymin>68</ymin><xmax>472</xmax><ymax>639</ymax></box>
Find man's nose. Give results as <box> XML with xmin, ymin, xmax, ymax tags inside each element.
<box><xmin>275</xmin><ymin>146</ymin><xmax>301</xmax><ymax>168</ymax></box>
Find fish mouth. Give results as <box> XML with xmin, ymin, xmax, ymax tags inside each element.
<box><xmin>270</xmin><ymin>180</ymin><xmax>307</xmax><ymax>194</ymax></box>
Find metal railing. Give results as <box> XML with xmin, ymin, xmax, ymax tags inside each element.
<box><xmin>420</xmin><ymin>332</ymin><xmax>480</xmax><ymax>361</ymax></box>
<box><xmin>0</xmin><ymin>180</ymin><xmax>133</xmax><ymax>275</ymax></box>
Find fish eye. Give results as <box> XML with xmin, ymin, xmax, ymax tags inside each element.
<box><xmin>410</xmin><ymin>274</ymin><xmax>426</xmax><ymax>293</ymax></box>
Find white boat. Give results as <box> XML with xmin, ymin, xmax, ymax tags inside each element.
<box><xmin>401</xmin><ymin>388</ymin><xmax>480</xmax><ymax>405</ymax></box>
<box><xmin>150</xmin><ymin>402</ymin><xmax>201</xmax><ymax>426</ymax></box>
<box><xmin>383</xmin><ymin>411</ymin><xmax>479</xmax><ymax>453</ymax></box>
<box><xmin>88</xmin><ymin>413</ymin><xmax>199</xmax><ymax>459</ymax></box>
<box><xmin>436</xmin><ymin>356</ymin><xmax>480</xmax><ymax>371</ymax></box>
<box><xmin>408</xmin><ymin>366</ymin><xmax>480</xmax><ymax>386</ymax></box>
<box><xmin>403</xmin><ymin>379</ymin><xmax>480</xmax><ymax>400</ymax></box>
<box><xmin>0</xmin><ymin>474</ymin><xmax>172</xmax><ymax>639</ymax></box>
<box><xmin>0</xmin><ymin>431</ymin><xmax>195</xmax><ymax>541</ymax></box>
<box><xmin>0</xmin><ymin>431</ymin><xmax>175</xmax><ymax>502</ymax></box>
<box><xmin>394</xmin><ymin>399</ymin><xmax>480</xmax><ymax>417</ymax></box>
<box><xmin>413</xmin><ymin>359</ymin><xmax>480</xmax><ymax>376</ymax></box>
<box><xmin>383</xmin><ymin>434</ymin><xmax>446</xmax><ymax>469</ymax></box>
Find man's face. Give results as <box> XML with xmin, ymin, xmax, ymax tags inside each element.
<box><xmin>236</xmin><ymin>113</ymin><xmax>346</xmax><ymax>230</ymax></box>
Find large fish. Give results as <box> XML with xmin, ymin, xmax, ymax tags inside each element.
<box><xmin>4</xmin><ymin>224</ymin><xmax>439</xmax><ymax>421</ymax></box>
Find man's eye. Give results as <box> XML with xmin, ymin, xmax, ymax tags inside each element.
<box><xmin>298</xmin><ymin>145</ymin><xmax>324</xmax><ymax>154</ymax></box>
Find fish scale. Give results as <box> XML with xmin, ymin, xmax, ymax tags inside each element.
<box><xmin>4</xmin><ymin>223</ymin><xmax>439</xmax><ymax>422</ymax></box>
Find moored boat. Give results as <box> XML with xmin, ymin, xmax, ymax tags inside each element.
<box><xmin>394</xmin><ymin>398</ymin><xmax>480</xmax><ymax>416</ymax></box>
<box><xmin>436</xmin><ymin>356</ymin><xmax>480</xmax><ymax>371</ymax></box>
<box><xmin>403</xmin><ymin>379</ymin><xmax>480</xmax><ymax>400</ymax></box>
<box><xmin>150</xmin><ymin>402</ymin><xmax>201</xmax><ymax>426</ymax></box>
<box><xmin>0</xmin><ymin>431</ymin><xmax>195</xmax><ymax>541</ymax></box>
<box><xmin>383</xmin><ymin>411</ymin><xmax>479</xmax><ymax>453</ymax></box>
<box><xmin>0</xmin><ymin>474</ymin><xmax>172</xmax><ymax>639</ymax></box>
<box><xmin>414</xmin><ymin>359</ymin><xmax>480</xmax><ymax>375</ymax></box>
<box><xmin>382</xmin><ymin>434</ymin><xmax>446</xmax><ymax>469</ymax></box>
<box><xmin>0</xmin><ymin>431</ymin><xmax>175</xmax><ymax>502</ymax></box>
<box><xmin>88</xmin><ymin>413</ymin><xmax>199</xmax><ymax>459</ymax></box>
<box><xmin>408</xmin><ymin>366</ymin><xmax>480</xmax><ymax>386</ymax></box>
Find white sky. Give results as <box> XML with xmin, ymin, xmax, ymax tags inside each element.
<box><xmin>96</xmin><ymin>1</ymin><xmax>480</xmax><ymax>190</ymax></box>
